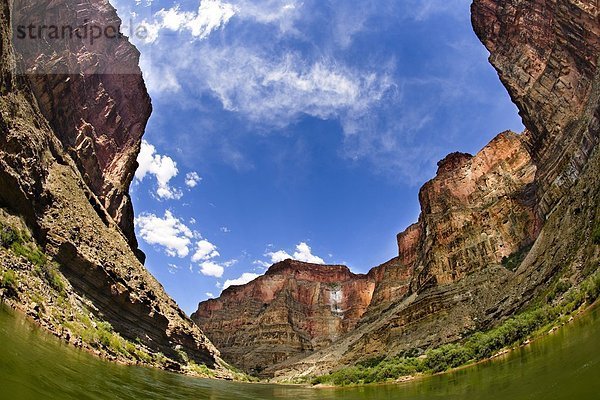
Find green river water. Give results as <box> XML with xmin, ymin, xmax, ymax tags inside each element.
<box><xmin>1</xmin><ymin>304</ymin><xmax>599</xmax><ymax>400</ymax></box>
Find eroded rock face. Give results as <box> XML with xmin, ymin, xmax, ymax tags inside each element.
<box><xmin>471</xmin><ymin>0</ymin><xmax>600</xmax><ymax>217</ymax></box>
<box><xmin>0</xmin><ymin>0</ymin><xmax>227</xmax><ymax>374</ymax></box>
<box><xmin>11</xmin><ymin>0</ymin><xmax>152</xmax><ymax>259</ymax></box>
<box><xmin>405</xmin><ymin>131</ymin><xmax>538</xmax><ymax>290</ymax></box>
<box><xmin>193</xmin><ymin>131</ymin><xmax>537</xmax><ymax>373</ymax></box>
<box><xmin>192</xmin><ymin>260</ymin><xmax>375</xmax><ymax>373</ymax></box>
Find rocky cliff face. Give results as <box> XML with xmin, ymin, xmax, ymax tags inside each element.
<box><xmin>404</xmin><ymin>131</ymin><xmax>538</xmax><ymax>291</ymax></box>
<box><xmin>11</xmin><ymin>0</ymin><xmax>151</xmax><ymax>259</ymax></box>
<box><xmin>471</xmin><ymin>0</ymin><xmax>600</xmax><ymax>217</ymax></box>
<box><xmin>192</xmin><ymin>260</ymin><xmax>375</xmax><ymax>373</ymax></box>
<box><xmin>0</xmin><ymin>0</ymin><xmax>227</xmax><ymax>374</ymax></box>
<box><xmin>194</xmin><ymin>0</ymin><xmax>600</xmax><ymax>379</ymax></box>
<box><xmin>193</xmin><ymin>131</ymin><xmax>538</xmax><ymax>373</ymax></box>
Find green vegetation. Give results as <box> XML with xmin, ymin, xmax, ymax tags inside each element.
<box><xmin>1</xmin><ymin>221</ymin><xmax>65</xmax><ymax>295</ymax></box>
<box><xmin>11</xmin><ymin>241</ymin><xmax>47</xmax><ymax>268</ymax></box>
<box><xmin>0</xmin><ymin>225</ymin><xmax>23</xmax><ymax>247</ymax></box>
<box><xmin>36</xmin><ymin>262</ymin><xmax>65</xmax><ymax>294</ymax></box>
<box><xmin>0</xmin><ymin>223</ymin><xmax>47</xmax><ymax>268</ymax></box>
<box><xmin>546</xmin><ymin>279</ymin><xmax>572</xmax><ymax>304</ymax></box>
<box><xmin>1</xmin><ymin>270</ymin><xmax>18</xmax><ymax>297</ymax></box>
<box><xmin>311</xmin><ymin>268</ymin><xmax>600</xmax><ymax>386</ymax></box>
<box><xmin>501</xmin><ymin>244</ymin><xmax>532</xmax><ymax>271</ymax></box>
<box><xmin>64</xmin><ymin>313</ymin><xmax>157</xmax><ymax>363</ymax></box>
<box><xmin>188</xmin><ymin>361</ymin><xmax>216</xmax><ymax>378</ymax></box>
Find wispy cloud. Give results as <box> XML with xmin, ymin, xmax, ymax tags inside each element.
<box><xmin>195</xmin><ymin>48</ymin><xmax>395</xmax><ymax>128</ymax></box>
<box><xmin>118</xmin><ymin>0</ymin><xmax>490</xmax><ymax>182</ymax></box>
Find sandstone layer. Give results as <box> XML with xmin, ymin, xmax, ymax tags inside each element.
<box><xmin>193</xmin><ymin>261</ymin><xmax>375</xmax><ymax>373</ymax></box>
<box><xmin>472</xmin><ymin>0</ymin><xmax>600</xmax><ymax>218</ymax></box>
<box><xmin>0</xmin><ymin>0</ymin><xmax>227</xmax><ymax>374</ymax></box>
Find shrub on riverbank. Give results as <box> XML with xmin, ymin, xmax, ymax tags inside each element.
<box><xmin>1</xmin><ymin>270</ymin><xmax>18</xmax><ymax>297</ymax></box>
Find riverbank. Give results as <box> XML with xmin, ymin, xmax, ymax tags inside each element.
<box><xmin>0</xmin><ymin>211</ymin><xmax>251</xmax><ymax>382</ymax></box>
<box><xmin>307</xmin><ymin>267</ymin><xmax>600</xmax><ymax>387</ymax></box>
<box><xmin>2</xmin><ymin>290</ymin><xmax>600</xmax><ymax>400</ymax></box>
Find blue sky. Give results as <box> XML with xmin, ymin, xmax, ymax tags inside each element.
<box><xmin>111</xmin><ymin>0</ymin><xmax>523</xmax><ymax>315</ymax></box>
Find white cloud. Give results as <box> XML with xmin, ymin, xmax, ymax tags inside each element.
<box><xmin>191</xmin><ymin>239</ymin><xmax>220</xmax><ymax>262</ymax></box>
<box><xmin>293</xmin><ymin>242</ymin><xmax>325</xmax><ymax>264</ymax></box>
<box><xmin>220</xmin><ymin>226</ymin><xmax>231</xmax><ymax>233</ymax></box>
<box><xmin>266</xmin><ymin>249</ymin><xmax>292</xmax><ymax>264</ymax></box>
<box><xmin>140</xmin><ymin>0</ymin><xmax>237</xmax><ymax>44</ymax></box>
<box><xmin>195</xmin><ymin>48</ymin><xmax>393</xmax><ymax>127</ymax></box>
<box><xmin>199</xmin><ymin>261</ymin><xmax>225</xmax><ymax>277</ymax></box>
<box><xmin>223</xmin><ymin>272</ymin><xmax>260</xmax><ymax>290</ymax></box>
<box><xmin>405</xmin><ymin>0</ymin><xmax>471</xmax><ymax>21</ymax></box>
<box><xmin>222</xmin><ymin>259</ymin><xmax>239</xmax><ymax>268</ymax></box>
<box><xmin>135</xmin><ymin>210</ymin><xmax>193</xmax><ymax>257</ymax></box>
<box><xmin>234</xmin><ymin>0</ymin><xmax>302</xmax><ymax>34</ymax></box>
<box><xmin>140</xmin><ymin>60</ymin><xmax>182</xmax><ymax>94</ymax></box>
<box><xmin>265</xmin><ymin>242</ymin><xmax>325</xmax><ymax>265</ymax></box>
<box><xmin>205</xmin><ymin>292</ymin><xmax>215</xmax><ymax>298</ymax></box>
<box><xmin>193</xmin><ymin>241</ymin><xmax>236</xmax><ymax>277</ymax></box>
<box><xmin>118</xmin><ymin>0</ymin><xmax>475</xmax><ymax>181</ymax></box>
<box><xmin>185</xmin><ymin>172</ymin><xmax>202</xmax><ymax>188</ymax></box>
<box><xmin>135</xmin><ymin>141</ymin><xmax>182</xmax><ymax>199</ymax></box>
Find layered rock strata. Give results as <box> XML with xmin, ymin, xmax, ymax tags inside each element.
<box><xmin>267</xmin><ymin>0</ymin><xmax>600</xmax><ymax>379</ymax></box>
<box><xmin>471</xmin><ymin>0</ymin><xmax>600</xmax><ymax>217</ymax></box>
<box><xmin>193</xmin><ymin>261</ymin><xmax>375</xmax><ymax>373</ymax></box>
<box><xmin>193</xmin><ymin>131</ymin><xmax>538</xmax><ymax>373</ymax></box>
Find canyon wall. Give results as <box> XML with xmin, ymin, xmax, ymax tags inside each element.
<box><xmin>0</xmin><ymin>0</ymin><xmax>227</xmax><ymax>373</ymax></box>
<box><xmin>193</xmin><ymin>260</ymin><xmax>375</xmax><ymax>373</ymax></box>
<box><xmin>471</xmin><ymin>0</ymin><xmax>600</xmax><ymax>217</ymax></box>
<box><xmin>12</xmin><ymin>0</ymin><xmax>151</xmax><ymax>259</ymax></box>
<box><xmin>193</xmin><ymin>131</ymin><xmax>539</xmax><ymax>373</ymax></box>
<box><xmin>194</xmin><ymin>0</ymin><xmax>600</xmax><ymax>379</ymax></box>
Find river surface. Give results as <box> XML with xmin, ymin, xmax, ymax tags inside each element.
<box><xmin>1</xmin><ymin>304</ymin><xmax>599</xmax><ymax>400</ymax></box>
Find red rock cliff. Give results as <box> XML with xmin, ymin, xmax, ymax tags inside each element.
<box><xmin>401</xmin><ymin>131</ymin><xmax>538</xmax><ymax>291</ymax></box>
<box><xmin>265</xmin><ymin>0</ymin><xmax>600</xmax><ymax>379</ymax></box>
<box><xmin>192</xmin><ymin>260</ymin><xmax>375</xmax><ymax>373</ymax></box>
<box><xmin>1</xmin><ymin>0</ymin><xmax>229</xmax><ymax>374</ymax></box>
<box><xmin>12</xmin><ymin>0</ymin><xmax>152</xmax><ymax>259</ymax></box>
